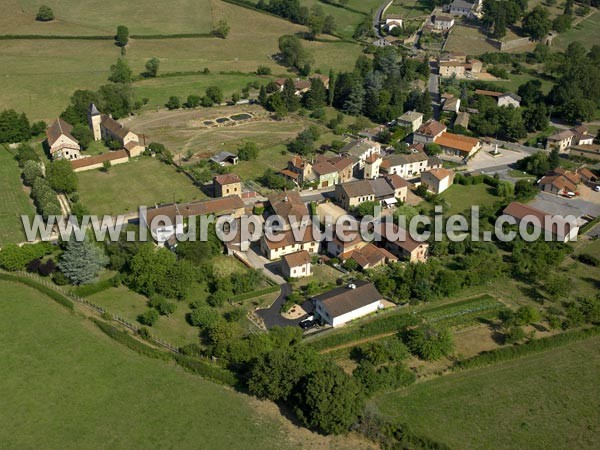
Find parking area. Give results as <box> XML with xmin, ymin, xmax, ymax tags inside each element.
<box><xmin>530</xmin><ymin>188</ymin><xmax>600</xmax><ymax>223</ymax></box>
<box><xmin>467</xmin><ymin>145</ymin><xmax>527</xmax><ymax>173</ymax></box>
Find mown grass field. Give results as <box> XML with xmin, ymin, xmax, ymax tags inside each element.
<box><xmin>371</xmin><ymin>335</ymin><xmax>600</xmax><ymax>449</ymax></box>
<box><xmin>0</xmin><ymin>280</ymin><xmax>298</xmax><ymax>449</ymax></box>
<box><xmin>439</xmin><ymin>183</ymin><xmax>500</xmax><ymax>215</ymax></box>
<box><xmin>76</xmin><ymin>157</ymin><xmax>206</xmax><ymax>215</ymax></box>
<box><xmin>385</xmin><ymin>0</ymin><xmax>430</xmax><ymax>19</ymax></box>
<box><xmin>0</xmin><ymin>147</ymin><xmax>36</xmax><ymax>246</ymax></box>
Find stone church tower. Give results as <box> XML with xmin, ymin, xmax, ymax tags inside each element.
<box><xmin>88</xmin><ymin>103</ymin><xmax>102</xmax><ymax>141</ymax></box>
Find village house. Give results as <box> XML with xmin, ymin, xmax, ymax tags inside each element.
<box><xmin>435</xmin><ymin>132</ymin><xmax>481</xmax><ymax>158</ymax></box>
<box><xmin>385</xmin><ymin>15</ymin><xmax>403</xmax><ymax>30</ymax></box>
<box><xmin>335</xmin><ymin>180</ymin><xmax>375</xmax><ymax>210</ymax></box>
<box><xmin>413</xmin><ymin>120</ymin><xmax>447</xmax><ymax>144</ymax></box>
<box><xmin>327</xmin><ymin>230</ymin><xmax>367</xmax><ymax>259</ymax></box>
<box><xmin>214</xmin><ymin>173</ymin><xmax>242</xmax><ymax>197</ymax></box>
<box><xmin>467</xmin><ymin>59</ymin><xmax>483</xmax><ymax>73</ymax></box>
<box><xmin>223</xmin><ymin>218</ymin><xmax>252</xmax><ymax>255</ymax></box>
<box><xmin>281</xmin><ymin>250</ymin><xmax>312</xmax><ymax>279</ymax></box>
<box><xmin>260</xmin><ymin>225</ymin><xmax>319</xmax><ymax>260</ymax></box>
<box><xmin>142</xmin><ymin>195</ymin><xmax>245</xmax><ymax>244</ymax></box>
<box><xmin>449</xmin><ymin>0</ymin><xmax>482</xmax><ymax>18</ymax></box>
<box><xmin>268</xmin><ymin>190</ymin><xmax>310</xmax><ymax>231</ymax></box>
<box><xmin>380</xmin><ymin>151</ymin><xmax>430</xmax><ymax>178</ymax></box>
<box><xmin>328</xmin><ymin>155</ymin><xmax>355</xmax><ymax>183</ymax></box>
<box><xmin>546</xmin><ymin>126</ymin><xmax>596</xmax><ymax>152</ymax></box>
<box><xmin>46</xmin><ymin>118</ymin><xmax>81</xmax><ymax>160</ymax></box>
<box><xmin>502</xmin><ymin>202</ymin><xmax>579</xmax><ymax>242</ymax></box>
<box><xmin>432</xmin><ymin>14</ymin><xmax>455</xmax><ymax>31</ymax></box>
<box><xmin>364</xmin><ymin>153</ymin><xmax>382</xmax><ymax>179</ymax></box>
<box><xmin>539</xmin><ymin>168</ymin><xmax>580</xmax><ymax>195</ymax></box>
<box><xmin>439</xmin><ymin>61</ymin><xmax>466</xmax><ymax>78</ymax></box>
<box><xmin>396</xmin><ymin>110</ymin><xmax>424</xmax><ymax>132</ymax></box>
<box><xmin>348</xmin><ymin>243</ymin><xmax>398</xmax><ymax>270</ymax></box>
<box><xmin>384</xmin><ymin>174</ymin><xmax>409</xmax><ymax>202</ymax></box>
<box><xmin>440</xmin><ymin>51</ymin><xmax>467</xmax><ymax>64</ymax></box>
<box><xmin>89</xmin><ymin>103</ymin><xmax>144</xmax><ymax>157</ymax></box>
<box><xmin>281</xmin><ymin>156</ymin><xmax>313</xmax><ymax>186</ymax></box>
<box><xmin>370</xmin><ymin>177</ymin><xmax>397</xmax><ymax>207</ymax></box>
<box><xmin>441</xmin><ymin>94</ymin><xmax>461</xmax><ymax>113</ymax></box>
<box><xmin>311</xmin><ymin>159</ymin><xmax>339</xmax><ymax>189</ymax></box>
<box><xmin>475</xmin><ymin>90</ymin><xmax>521</xmax><ymax>108</ymax></box>
<box><xmin>421</xmin><ymin>168</ymin><xmax>455</xmax><ymax>194</ymax></box>
<box><xmin>578</xmin><ymin>167</ymin><xmax>598</xmax><ymax>184</ymax></box>
<box><xmin>341</xmin><ymin>138</ymin><xmax>381</xmax><ymax>169</ymax></box>
<box><xmin>374</xmin><ymin>222</ymin><xmax>429</xmax><ymax>263</ymax></box>
<box><xmin>313</xmin><ymin>281</ymin><xmax>385</xmax><ymax>327</ymax></box>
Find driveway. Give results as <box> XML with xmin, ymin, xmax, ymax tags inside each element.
<box><xmin>255</xmin><ymin>284</ymin><xmax>314</xmax><ymax>329</ymax></box>
<box><xmin>242</xmin><ymin>243</ymin><xmax>285</xmax><ymax>284</ymax></box>
<box><xmin>373</xmin><ymin>0</ymin><xmax>393</xmax><ymax>37</ymax></box>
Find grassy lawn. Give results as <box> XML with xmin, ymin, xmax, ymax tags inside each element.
<box><xmin>371</xmin><ymin>335</ymin><xmax>600</xmax><ymax>449</ymax></box>
<box><xmin>491</xmin><ymin>72</ymin><xmax>555</xmax><ymax>95</ymax></box>
<box><xmin>554</xmin><ymin>11</ymin><xmax>600</xmax><ymax>50</ymax></box>
<box><xmin>385</xmin><ymin>0</ymin><xmax>431</xmax><ymax>19</ymax></box>
<box><xmin>444</xmin><ymin>25</ymin><xmax>499</xmax><ymax>55</ymax></box>
<box><xmin>0</xmin><ymin>280</ymin><xmax>296</xmax><ymax>449</ymax></box>
<box><xmin>439</xmin><ymin>183</ymin><xmax>500</xmax><ymax>215</ymax></box>
<box><xmin>77</xmin><ymin>157</ymin><xmax>206</xmax><ymax>215</ymax></box>
<box><xmin>0</xmin><ymin>147</ymin><xmax>36</xmax><ymax>246</ymax></box>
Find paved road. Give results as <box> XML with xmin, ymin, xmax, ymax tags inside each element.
<box><xmin>255</xmin><ymin>283</ymin><xmax>313</xmax><ymax>329</ymax></box>
<box><xmin>373</xmin><ymin>0</ymin><xmax>393</xmax><ymax>38</ymax></box>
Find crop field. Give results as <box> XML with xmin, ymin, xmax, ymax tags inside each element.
<box><xmin>0</xmin><ymin>280</ymin><xmax>301</xmax><ymax>449</ymax></box>
<box><xmin>371</xmin><ymin>335</ymin><xmax>600</xmax><ymax>449</ymax></box>
<box><xmin>0</xmin><ymin>147</ymin><xmax>36</xmax><ymax>246</ymax></box>
<box><xmin>76</xmin><ymin>157</ymin><xmax>206</xmax><ymax>215</ymax></box>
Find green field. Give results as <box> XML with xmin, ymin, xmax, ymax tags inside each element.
<box><xmin>76</xmin><ymin>157</ymin><xmax>206</xmax><ymax>215</ymax></box>
<box><xmin>0</xmin><ymin>0</ymin><xmax>362</xmax><ymax>121</ymax></box>
<box><xmin>554</xmin><ymin>11</ymin><xmax>600</xmax><ymax>50</ymax></box>
<box><xmin>372</xmin><ymin>335</ymin><xmax>600</xmax><ymax>449</ymax></box>
<box><xmin>0</xmin><ymin>0</ymin><xmax>215</xmax><ymax>35</ymax></box>
<box><xmin>0</xmin><ymin>147</ymin><xmax>36</xmax><ymax>246</ymax></box>
<box><xmin>439</xmin><ymin>183</ymin><xmax>500</xmax><ymax>215</ymax></box>
<box><xmin>0</xmin><ymin>280</ymin><xmax>296</xmax><ymax>449</ymax></box>
<box><xmin>385</xmin><ymin>0</ymin><xmax>430</xmax><ymax>19</ymax></box>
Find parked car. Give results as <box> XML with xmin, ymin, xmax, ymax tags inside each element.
<box><xmin>594</xmin><ymin>186</ymin><xmax>600</xmax><ymax>192</ymax></box>
<box><xmin>299</xmin><ymin>318</ymin><xmax>318</xmax><ymax>330</ymax></box>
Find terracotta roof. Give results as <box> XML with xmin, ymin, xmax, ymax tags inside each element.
<box><xmin>145</xmin><ymin>195</ymin><xmax>245</xmax><ymax>226</ymax></box>
<box><xmin>70</xmin><ymin>150</ymin><xmax>128</xmax><ymax>169</ymax></box>
<box><xmin>365</xmin><ymin>153</ymin><xmax>380</xmax><ymax>164</ymax></box>
<box><xmin>503</xmin><ymin>202</ymin><xmax>578</xmax><ymax>241</ymax></box>
<box><xmin>424</xmin><ymin>168</ymin><xmax>454</xmax><ymax>181</ymax></box>
<box><xmin>290</xmin><ymin>155</ymin><xmax>308</xmax><ymax>170</ymax></box>
<box><xmin>263</xmin><ymin>224</ymin><xmax>316</xmax><ymax>250</ymax></box>
<box><xmin>313</xmin><ymin>281</ymin><xmax>383</xmax><ymax>318</ymax></box>
<box><xmin>280</xmin><ymin>169</ymin><xmax>300</xmax><ymax>180</ymax></box>
<box><xmin>475</xmin><ymin>89</ymin><xmax>502</xmax><ymax>98</ymax></box>
<box><xmin>384</xmin><ymin>174</ymin><xmax>410</xmax><ymax>189</ymax></box>
<box><xmin>415</xmin><ymin>120</ymin><xmax>446</xmax><ymax>137</ymax></box>
<box><xmin>294</xmin><ymin>79</ymin><xmax>311</xmax><ymax>91</ymax></box>
<box><xmin>350</xmin><ymin>243</ymin><xmax>397</xmax><ymax>269</ymax></box>
<box><xmin>46</xmin><ymin>118</ymin><xmax>77</xmax><ymax>148</ymax></box>
<box><xmin>539</xmin><ymin>175</ymin><xmax>577</xmax><ymax>192</ymax></box>
<box><xmin>435</xmin><ymin>132</ymin><xmax>480</xmax><ymax>155</ymax></box>
<box><xmin>214</xmin><ymin>173</ymin><xmax>242</xmax><ymax>186</ymax></box>
<box><xmin>312</xmin><ymin>161</ymin><xmax>338</xmax><ymax>176</ymax></box>
<box><xmin>374</xmin><ymin>221</ymin><xmax>428</xmax><ymax>253</ymax></box>
<box><xmin>282</xmin><ymin>250</ymin><xmax>311</xmax><ymax>268</ymax></box>
<box><xmin>578</xmin><ymin>167</ymin><xmax>596</xmax><ymax>180</ymax></box>
<box><xmin>268</xmin><ymin>190</ymin><xmax>309</xmax><ymax>219</ymax></box>
<box><xmin>328</xmin><ymin>155</ymin><xmax>355</xmax><ymax>171</ymax></box>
